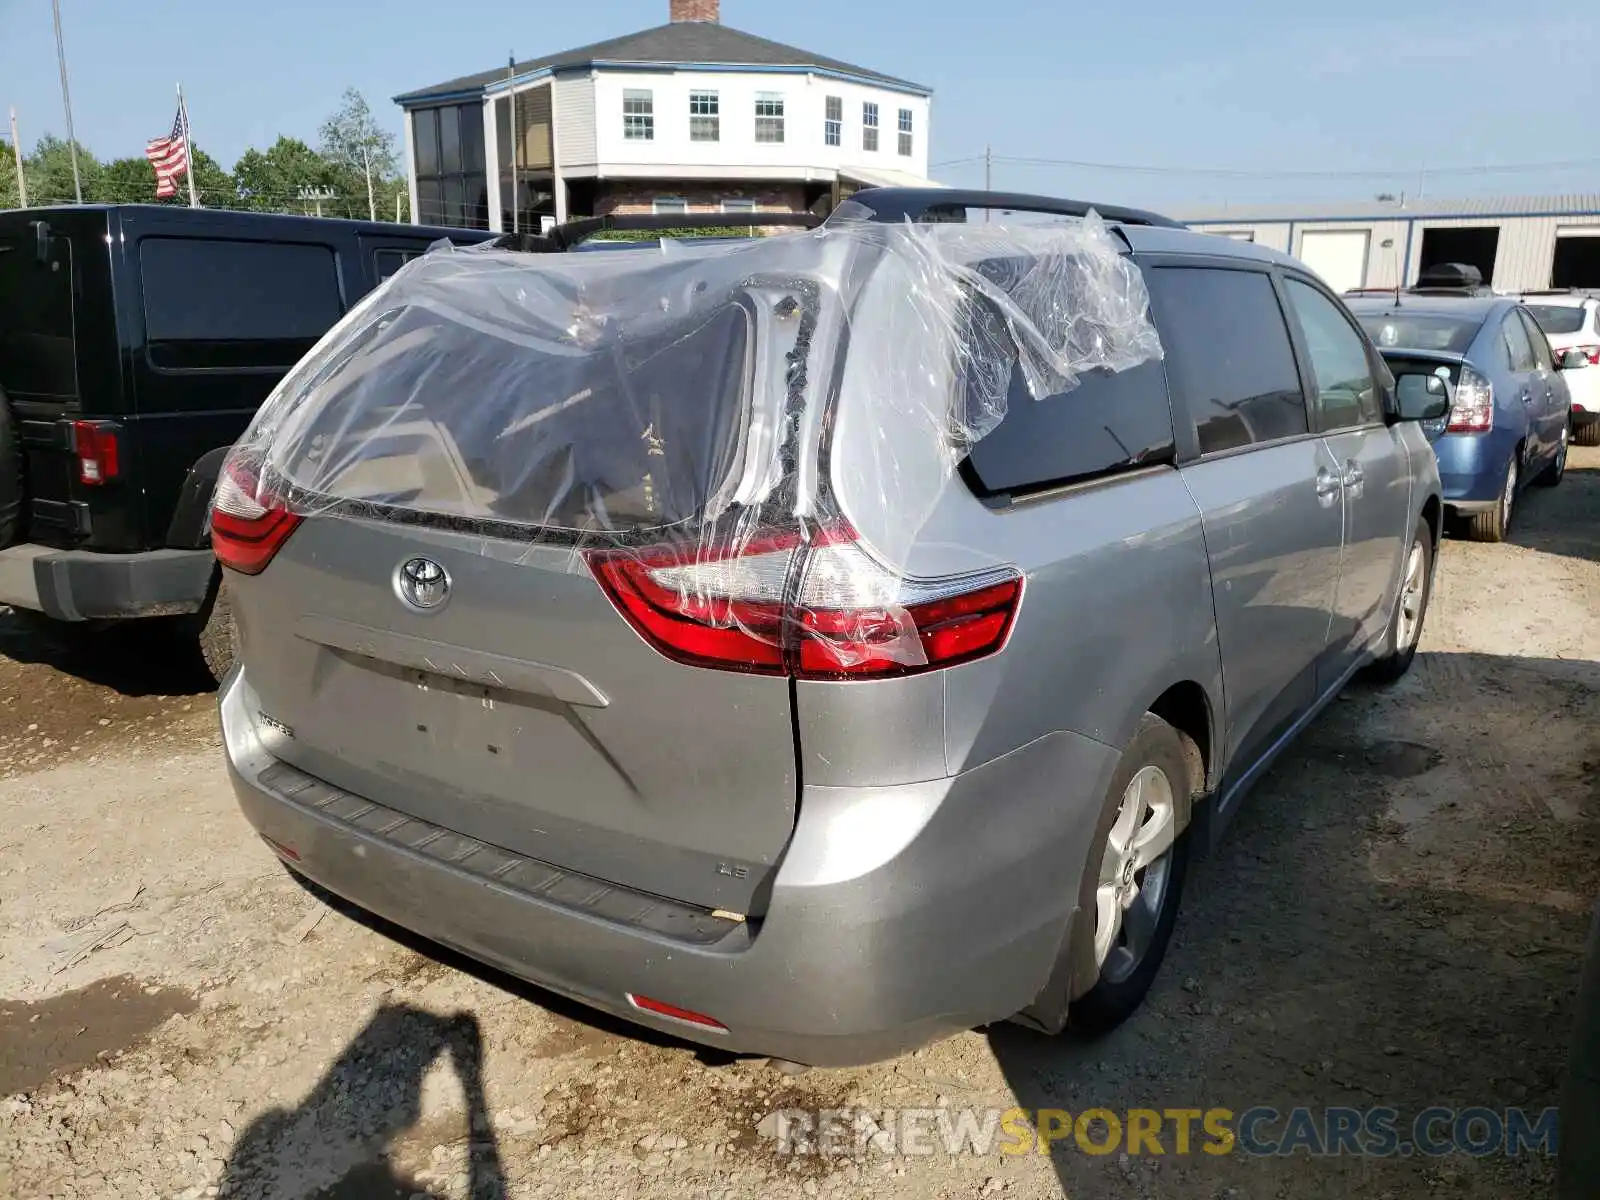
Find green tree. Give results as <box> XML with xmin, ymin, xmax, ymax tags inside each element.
<box><xmin>0</xmin><ymin>138</ymin><xmax>21</xmax><ymax>208</ymax></box>
<box><xmin>95</xmin><ymin>156</ymin><xmax>159</xmax><ymax>203</ymax></box>
<box><xmin>24</xmin><ymin>135</ymin><xmax>102</xmax><ymax>205</ymax></box>
<box><xmin>233</xmin><ymin>136</ymin><xmax>340</xmax><ymax>213</ymax></box>
<box><xmin>319</xmin><ymin>88</ymin><xmax>402</xmax><ymax>219</ymax></box>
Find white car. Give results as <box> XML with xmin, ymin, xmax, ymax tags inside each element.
<box><xmin>1522</xmin><ymin>292</ymin><xmax>1600</xmax><ymax>445</ymax></box>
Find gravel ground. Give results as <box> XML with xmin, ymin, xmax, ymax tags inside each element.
<box><xmin>2</xmin><ymin>448</ymin><xmax>1597</xmax><ymax>1200</ymax></box>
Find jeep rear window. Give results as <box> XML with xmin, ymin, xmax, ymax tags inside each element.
<box><xmin>139</xmin><ymin>238</ymin><xmax>343</xmax><ymax>371</ymax></box>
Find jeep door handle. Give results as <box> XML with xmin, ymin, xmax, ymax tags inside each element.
<box><xmin>1315</xmin><ymin>467</ymin><xmax>1341</xmax><ymax>506</ymax></box>
<box><xmin>1342</xmin><ymin>462</ymin><xmax>1365</xmax><ymax>489</ymax></box>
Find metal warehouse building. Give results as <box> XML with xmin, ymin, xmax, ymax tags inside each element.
<box><xmin>1174</xmin><ymin>195</ymin><xmax>1600</xmax><ymax>295</ymax></box>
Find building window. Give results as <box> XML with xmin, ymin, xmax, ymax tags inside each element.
<box><xmin>755</xmin><ymin>93</ymin><xmax>785</xmax><ymax>144</ymax></box>
<box><xmin>824</xmin><ymin>96</ymin><xmax>842</xmax><ymax>147</ymax></box>
<box><xmin>411</xmin><ymin>102</ymin><xmax>490</xmax><ymax>229</ymax></box>
<box><xmin>624</xmin><ymin>89</ymin><xmax>655</xmax><ymax>140</ymax></box>
<box><xmin>721</xmin><ymin>198</ymin><xmax>756</xmax><ymax>214</ymax></box>
<box><xmin>863</xmin><ymin>102</ymin><xmax>879</xmax><ymax>152</ymax></box>
<box><xmin>898</xmin><ymin>108</ymin><xmax>914</xmax><ymax>157</ymax></box>
<box><xmin>690</xmin><ymin>91</ymin><xmax>720</xmax><ymax>142</ymax></box>
<box><xmin>653</xmin><ymin>197</ymin><xmax>687</xmax><ymax>215</ymax></box>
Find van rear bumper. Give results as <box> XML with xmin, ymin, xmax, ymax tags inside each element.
<box><xmin>0</xmin><ymin>543</ymin><xmax>214</xmax><ymax>620</ymax></box>
<box><xmin>220</xmin><ymin>669</ymin><xmax>1119</xmax><ymax>1067</ymax></box>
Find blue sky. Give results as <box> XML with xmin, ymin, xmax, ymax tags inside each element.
<box><xmin>4</xmin><ymin>0</ymin><xmax>1598</xmax><ymax>208</ymax></box>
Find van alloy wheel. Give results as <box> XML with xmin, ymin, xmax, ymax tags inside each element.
<box><xmin>1094</xmin><ymin>765</ymin><xmax>1178</xmax><ymax>985</ymax></box>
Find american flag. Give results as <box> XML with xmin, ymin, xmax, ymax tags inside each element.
<box><xmin>145</xmin><ymin>106</ymin><xmax>189</xmax><ymax>199</ymax></box>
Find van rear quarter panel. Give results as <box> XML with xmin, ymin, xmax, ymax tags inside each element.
<box><xmin>803</xmin><ymin>448</ymin><xmax>1222</xmax><ymax>789</ymax></box>
<box><xmin>937</xmin><ymin>470</ymin><xmax>1222</xmax><ymax>774</ymax></box>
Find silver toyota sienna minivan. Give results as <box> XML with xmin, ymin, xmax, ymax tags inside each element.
<box><xmin>216</xmin><ymin>189</ymin><xmax>1448</xmax><ymax>1066</ymax></box>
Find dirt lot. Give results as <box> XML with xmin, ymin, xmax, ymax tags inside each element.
<box><xmin>2</xmin><ymin>449</ymin><xmax>1597</xmax><ymax>1200</ymax></box>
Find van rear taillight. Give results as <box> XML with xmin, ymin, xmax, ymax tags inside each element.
<box><xmin>71</xmin><ymin>421</ymin><xmax>119</xmax><ymax>485</ymax></box>
<box><xmin>211</xmin><ymin>460</ymin><xmax>302</xmax><ymax>575</ymax></box>
<box><xmin>588</xmin><ymin>528</ymin><xmax>1022</xmax><ymax>680</ymax></box>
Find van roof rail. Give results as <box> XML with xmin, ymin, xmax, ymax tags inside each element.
<box><xmin>490</xmin><ymin>211</ymin><xmax>822</xmax><ymax>252</ymax></box>
<box><xmin>836</xmin><ymin>187</ymin><xmax>1186</xmax><ymax>229</ymax></box>
<box><xmin>491</xmin><ymin>187</ymin><xmax>1185</xmax><ymax>253</ymax></box>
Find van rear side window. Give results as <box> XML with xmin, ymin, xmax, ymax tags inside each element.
<box><xmin>963</xmin><ymin>358</ymin><xmax>1175</xmax><ymax>495</ymax></box>
<box><xmin>139</xmin><ymin>238</ymin><xmax>342</xmax><ymax>371</ymax></box>
<box><xmin>1145</xmin><ymin>266</ymin><xmax>1308</xmax><ymax>454</ymax></box>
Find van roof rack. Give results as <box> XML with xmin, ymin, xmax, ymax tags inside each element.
<box><xmin>490</xmin><ymin>188</ymin><xmax>1185</xmax><ymax>252</ymax></box>
<box><xmin>491</xmin><ymin>211</ymin><xmax>823</xmax><ymax>253</ymax></box>
<box><xmin>836</xmin><ymin>187</ymin><xmax>1186</xmax><ymax>229</ymax></box>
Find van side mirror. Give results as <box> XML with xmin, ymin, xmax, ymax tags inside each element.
<box><xmin>28</xmin><ymin>220</ymin><xmax>50</xmax><ymax>263</ymax></box>
<box><xmin>1395</xmin><ymin>371</ymin><xmax>1453</xmax><ymax>422</ymax></box>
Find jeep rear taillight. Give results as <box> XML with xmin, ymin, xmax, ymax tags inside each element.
<box><xmin>1446</xmin><ymin>365</ymin><xmax>1495</xmax><ymax>433</ymax></box>
<box><xmin>587</xmin><ymin>527</ymin><xmax>1022</xmax><ymax>680</ymax></box>
<box><xmin>211</xmin><ymin>459</ymin><xmax>302</xmax><ymax>576</ymax></box>
<box><xmin>71</xmin><ymin>421</ymin><xmax>119</xmax><ymax>486</ymax></box>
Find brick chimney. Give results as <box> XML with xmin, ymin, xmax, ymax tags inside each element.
<box><xmin>670</xmin><ymin>0</ymin><xmax>719</xmax><ymax>21</ymax></box>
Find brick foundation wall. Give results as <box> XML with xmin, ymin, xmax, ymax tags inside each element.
<box><xmin>596</xmin><ymin>181</ymin><xmax>809</xmax><ymax>217</ymax></box>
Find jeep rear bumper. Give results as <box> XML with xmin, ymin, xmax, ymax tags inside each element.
<box><xmin>0</xmin><ymin>543</ymin><xmax>214</xmax><ymax>620</ymax></box>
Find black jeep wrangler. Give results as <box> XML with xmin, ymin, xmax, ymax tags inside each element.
<box><xmin>0</xmin><ymin>205</ymin><xmax>492</xmax><ymax>681</ymax></box>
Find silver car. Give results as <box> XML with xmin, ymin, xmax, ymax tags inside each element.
<box><xmin>215</xmin><ymin>190</ymin><xmax>1446</xmax><ymax>1066</ymax></box>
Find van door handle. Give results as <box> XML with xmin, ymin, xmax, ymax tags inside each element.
<box><xmin>1315</xmin><ymin>467</ymin><xmax>1341</xmax><ymax>506</ymax></box>
<box><xmin>1342</xmin><ymin>462</ymin><xmax>1365</xmax><ymax>496</ymax></box>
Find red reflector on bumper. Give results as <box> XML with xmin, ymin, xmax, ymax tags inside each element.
<box><xmin>260</xmin><ymin>834</ymin><xmax>301</xmax><ymax>862</ymax></box>
<box><xmin>627</xmin><ymin>993</ymin><xmax>727</xmax><ymax>1031</ymax></box>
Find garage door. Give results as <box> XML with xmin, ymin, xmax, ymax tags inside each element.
<box><xmin>1297</xmin><ymin>229</ymin><xmax>1371</xmax><ymax>293</ymax></box>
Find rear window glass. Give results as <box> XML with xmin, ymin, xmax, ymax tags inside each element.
<box><xmin>140</xmin><ymin>238</ymin><xmax>342</xmax><ymax>371</ymax></box>
<box><xmin>963</xmin><ymin>358</ymin><xmax>1175</xmax><ymax>494</ymax></box>
<box><xmin>0</xmin><ymin>232</ymin><xmax>78</xmax><ymax>400</ymax></box>
<box><xmin>1357</xmin><ymin>312</ymin><xmax>1481</xmax><ymax>354</ymax></box>
<box><xmin>1524</xmin><ymin>304</ymin><xmax>1587</xmax><ymax>335</ymax></box>
<box><xmin>1145</xmin><ymin>266</ymin><xmax>1308</xmax><ymax>454</ymax></box>
<box><xmin>274</xmin><ymin>300</ymin><xmax>754</xmax><ymax>533</ymax></box>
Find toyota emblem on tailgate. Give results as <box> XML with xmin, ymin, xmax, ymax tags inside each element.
<box><xmin>397</xmin><ymin>557</ymin><xmax>451</xmax><ymax>612</ymax></box>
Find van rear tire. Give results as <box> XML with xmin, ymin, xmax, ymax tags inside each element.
<box><xmin>1066</xmin><ymin>713</ymin><xmax>1192</xmax><ymax>1035</ymax></box>
<box><xmin>0</xmin><ymin>387</ymin><xmax>25</xmax><ymax>548</ymax></box>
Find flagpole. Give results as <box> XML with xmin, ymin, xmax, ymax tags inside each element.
<box><xmin>8</xmin><ymin>108</ymin><xmax>27</xmax><ymax>208</ymax></box>
<box><xmin>177</xmin><ymin>83</ymin><xmax>199</xmax><ymax>208</ymax></box>
<box><xmin>50</xmin><ymin>0</ymin><xmax>83</xmax><ymax>204</ymax></box>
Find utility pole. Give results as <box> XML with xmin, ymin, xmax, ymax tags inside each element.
<box><xmin>508</xmin><ymin>54</ymin><xmax>519</xmax><ymax>234</ymax></box>
<box><xmin>984</xmin><ymin>145</ymin><xmax>992</xmax><ymax>222</ymax></box>
<box><xmin>8</xmin><ymin>108</ymin><xmax>27</xmax><ymax>208</ymax></box>
<box><xmin>363</xmin><ymin>144</ymin><xmax>376</xmax><ymax>221</ymax></box>
<box><xmin>297</xmin><ymin>186</ymin><xmax>336</xmax><ymax>218</ymax></box>
<box><xmin>50</xmin><ymin>0</ymin><xmax>83</xmax><ymax>203</ymax></box>
<box><xmin>396</xmin><ymin>190</ymin><xmax>404</xmax><ymax>223</ymax></box>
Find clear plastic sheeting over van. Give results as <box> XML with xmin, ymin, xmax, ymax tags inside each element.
<box><xmin>223</xmin><ymin>213</ymin><xmax>1163</xmax><ymax>675</ymax></box>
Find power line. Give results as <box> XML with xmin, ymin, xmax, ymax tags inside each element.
<box><xmin>932</xmin><ymin>152</ymin><xmax>1600</xmax><ymax>181</ymax></box>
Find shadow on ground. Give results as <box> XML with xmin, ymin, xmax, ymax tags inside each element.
<box><xmin>216</xmin><ymin>1005</ymin><xmax>507</xmax><ymax>1200</ymax></box>
<box><xmin>0</xmin><ymin>610</ymin><xmax>215</xmax><ymax>697</ymax></box>
<box><xmin>1507</xmin><ymin>459</ymin><xmax>1600</xmax><ymax>564</ymax></box>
